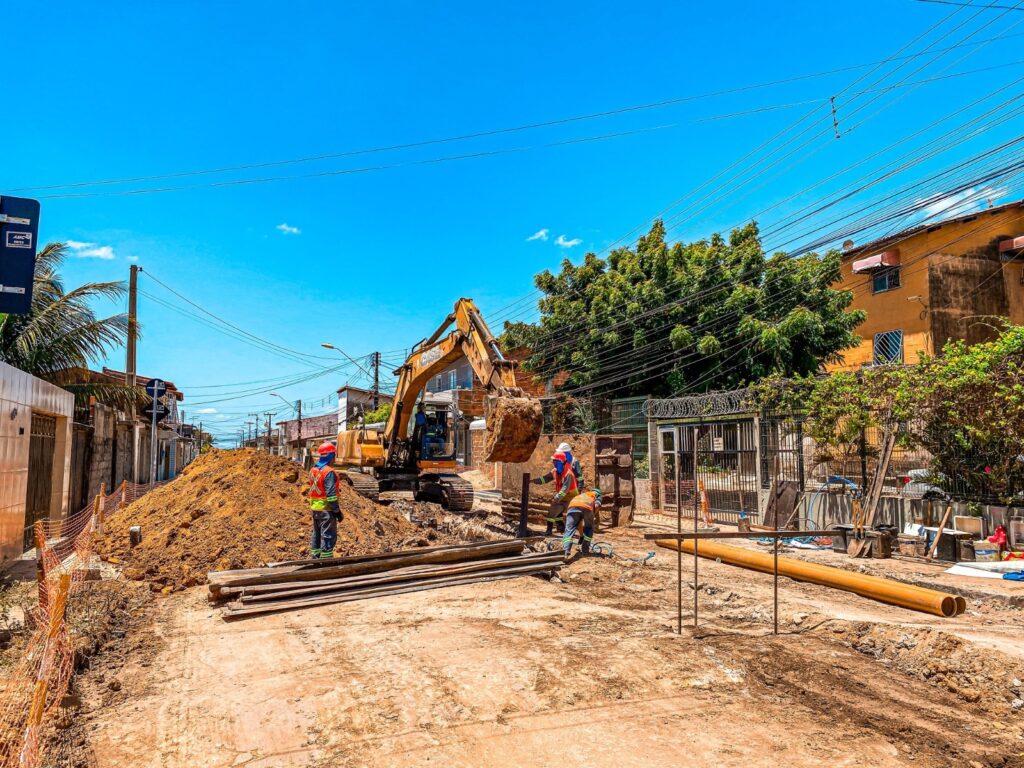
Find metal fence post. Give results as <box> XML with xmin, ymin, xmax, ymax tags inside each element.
<box><xmin>518</xmin><ymin>473</ymin><xmax>531</xmax><ymax>538</ymax></box>
<box><xmin>693</xmin><ymin>425</ymin><xmax>699</xmax><ymax>630</ymax></box>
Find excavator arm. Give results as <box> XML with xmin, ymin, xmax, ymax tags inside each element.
<box><xmin>384</xmin><ymin>298</ymin><xmax>542</xmax><ymax>464</ymax></box>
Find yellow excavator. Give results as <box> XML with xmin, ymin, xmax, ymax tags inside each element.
<box><xmin>335</xmin><ymin>298</ymin><xmax>543</xmax><ymax>510</ymax></box>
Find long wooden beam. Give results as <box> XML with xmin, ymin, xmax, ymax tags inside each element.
<box><xmin>265</xmin><ymin>537</ymin><xmax>543</xmax><ymax>570</ymax></box>
<box><xmin>222</xmin><ymin>565</ymin><xmax>558</xmax><ymax>619</ymax></box>
<box><xmin>220</xmin><ymin>552</ymin><xmax>563</xmax><ymax>600</ymax></box>
<box><xmin>238</xmin><ymin>553</ymin><xmax>565</xmax><ymax>604</ymax></box>
<box><xmin>208</xmin><ymin>539</ymin><xmax>528</xmax><ymax>595</ymax></box>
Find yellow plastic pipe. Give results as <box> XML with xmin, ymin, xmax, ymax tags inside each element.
<box><xmin>655</xmin><ymin>538</ymin><xmax>965</xmax><ymax>618</ymax></box>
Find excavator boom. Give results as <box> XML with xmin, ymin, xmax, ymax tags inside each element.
<box><xmin>383</xmin><ymin>298</ymin><xmax>542</xmax><ymax>464</ymax></box>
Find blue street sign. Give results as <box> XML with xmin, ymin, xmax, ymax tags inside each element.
<box><xmin>145</xmin><ymin>378</ymin><xmax>167</xmax><ymax>399</ymax></box>
<box><xmin>0</xmin><ymin>195</ymin><xmax>40</xmax><ymax>315</ymax></box>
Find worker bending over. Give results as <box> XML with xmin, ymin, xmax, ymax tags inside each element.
<box><xmin>532</xmin><ymin>442</ymin><xmax>579</xmax><ymax>536</ymax></box>
<box><xmin>308</xmin><ymin>442</ymin><xmax>343</xmax><ymax>558</ymax></box>
<box><xmin>563</xmin><ymin>488</ymin><xmax>601</xmax><ymax>558</ymax></box>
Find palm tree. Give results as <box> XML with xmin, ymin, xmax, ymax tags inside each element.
<box><xmin>0</xmin><ymin>242</ymin><xmax>133</xmax><ymax>404</ymax></box>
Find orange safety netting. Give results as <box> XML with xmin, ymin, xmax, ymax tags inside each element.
<box><xmin>0</xmin><ymin>480</ymin><xmax>164</xmax><ymax>768</ymax></box>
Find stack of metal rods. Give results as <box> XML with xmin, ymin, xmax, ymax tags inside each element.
<box><xmin>208</xmin><ymin>538</ymin><xmax>562</xmax><ymax>619</ymax></box>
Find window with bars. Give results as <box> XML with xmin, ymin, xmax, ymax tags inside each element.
<box><xmin>872</xmin><ymin>267</ymin><xmax>901</xmax><ymax>293</ymax></box>
<box><xmin>448</xmin><ymin>370</ymin><xmax>457</xmax><ymax>390</ymax></box>
<box><xmin>873</xmin><ymin>329</ymin><xmax>903</xmax><ymax>366</ymax></box>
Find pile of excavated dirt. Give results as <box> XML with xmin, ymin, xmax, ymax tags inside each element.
<box><xmin>819</xmin><ymin>621</ymin><xmax>1024</xmax><ymax>716</ymax></box>
<box><xmin>96</xmin><ymin>449</ymin><xmax>433</xmax><ymax>591</ymax></box>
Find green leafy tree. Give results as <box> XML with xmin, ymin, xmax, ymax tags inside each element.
<box><xmin>757</xmin><ymin>323</ymin><xmax>1024</xmax><ymax>501</ymax></box>
<box><xmin>0</xmin><ymin>242</ymin><xmax>132</xmax><ymax>405</ymax></box>
<box><xmin>362</xmin><ymin>402</ymin><xmax>392</xmax><ymax>425</ymax></box>
<box><xmin>504</xmin><ymin>220</ymin><xmax>865</xmax><ymax>397</ymax></box>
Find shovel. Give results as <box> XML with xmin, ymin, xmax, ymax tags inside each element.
<box><xmin>847</xmin><ymin>496</ymin><xmax>873</xmax><ymax>558</ymax></box>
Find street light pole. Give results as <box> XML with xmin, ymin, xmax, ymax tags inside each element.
<box><xmin>320</xmin><ymin>343</ymin><xmax>374</xmax><ymax>380</ymax></box>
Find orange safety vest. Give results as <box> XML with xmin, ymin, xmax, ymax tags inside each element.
<box><xmin>567</xmin><ymin>491</ymin><xmax>598</xmax><ymax>514</ymax></box>
<box><xmin>308</xmin><ymin>466</ymin><xmax>338</xmax><ymax>511</ymax></box>
<box><xmin>553</xmin><ymin>452</ymin><xmax>578</xmax><ymax>496</ymax></box>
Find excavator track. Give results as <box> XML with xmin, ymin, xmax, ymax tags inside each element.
<box><xmin>438</xmin><ymin>474</ymin><xmax>474</xmax><ymax>512</ymax></box>
<box><xmin>343</xmin><ymin>470</ymin><xmax>380</xmax><ymax>504</ymax></box>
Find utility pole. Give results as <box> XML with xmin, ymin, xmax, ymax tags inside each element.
<box><xmin>126</xmin><ymin>265</ymin><xmax>139</xmax><ymax>388</ymax></box>
<box><xmin>248</xmin><ymin>413</ymin><xmax>260</xmax><ymax>449</ymax></box>
<box><xmin>372</xmin><ymin>351</ymin><xmax>381</xmax><ymax>410</ymax></box>
<box><xmin>127</xmin><ymin>264</ymin><xmax>140</xmax><ymax>481</ymax></box>
<box><xmin>198</xmin><ymin>420</ymin><xmax>203</xmax><ymax>458</ymax></box>
<box><xmin>264</xmin><ymin>412</ymin><xmax>273</xmax><ymax>453</ymax></box>
<box><xmin>296</xmin><ymin>399</ymin><xmax>303</xmax><ymax>459</ymax></box>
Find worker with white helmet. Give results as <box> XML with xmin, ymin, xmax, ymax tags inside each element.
<box><xmin>532</xmin><ymin>442</ymin><xmax>579</xmax><ymax>536</ymax></box>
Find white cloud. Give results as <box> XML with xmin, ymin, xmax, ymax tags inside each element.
<box><xmin>555</xmin><ymin>234</ymin><xmax>582</xmax><ymax>248</ymax></box>
<box><xmin>919</xmin><ymin>186</ymin><xmax>1007</xmax><ymax>221</ymax></box>
<box><xmin>126</xmin><ymin>254</ymin><xmax>139</xmax><ymax>262</ymax></box>
<box><xmin>65</xmin><ymin>240</ymin><xmax>116</xmax><ymax>260</ymax></box>
<box><xmin>526</xmin><ymin>228</ymin><xmax>549</xmax><ymax>242</ymax></box>
<box><xmin>195</xmin><ymin>407</ymin><xmax>218</xmax><ymax>414</ymax></box>
<box><xmin>276</xmin><ymin>223</ymin><xmax>301</xmax><ymax>235</ymax></box>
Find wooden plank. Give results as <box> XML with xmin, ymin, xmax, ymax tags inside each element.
<box><xmin>210</xmin><ymin>539</ymin><xmax>532</xmax><ymax>581</ymax></box>
<box><xmin>219</xmin><ymin>552</ymin><xmax>563</xmax><ymax>600</ymax></box>
<box><xmin>266</xmin><ymin>538</ymin><xmax>543</xmax><ymax>570</ymax></box>
<box><xmin>863</xmin><ymin>425</ymin><xmax>897</xmax><ymax>529</ymax></box>
<box><xmin>208</xmin><ymin>539</ymin><xmax>527</xmax><ymax>594</ymax></box>
<box><xmin>926</xmin><ymin>505</ymin><xmax>954</xmax><ymax>562</ymax></box>
<box><xmin>239</xmin><ymin>556</ymin><xmax>565</xmax><ymax>604</ymax></box>
<box><xmin>223</xmin><ymin>567</ymin><xmax>558</xmax><ymax>619</ymax></box>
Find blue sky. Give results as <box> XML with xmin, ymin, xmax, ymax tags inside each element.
<box><xmin>3</xmin><ymin>1</ymin><xmax>1022</xmax><ymax>442</ymax></box>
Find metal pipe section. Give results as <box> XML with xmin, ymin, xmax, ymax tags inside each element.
<box><xmin>654</xmin><ymin>538</ymin><xmax>965</xmax><ymax>618</ymax></box>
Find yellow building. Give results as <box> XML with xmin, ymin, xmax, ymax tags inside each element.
<box><xmin>829</xmin><ymin>200</ymin><xmax>1024</xmax><ymax>370</ymax></box>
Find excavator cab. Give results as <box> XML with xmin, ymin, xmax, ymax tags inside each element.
<box><xmin>412</xmin><ymin>401</ymin><xmax>460</xmax><ymax>464</ymax></box>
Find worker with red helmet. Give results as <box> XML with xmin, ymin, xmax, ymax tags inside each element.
<box><xmin>532</xmin><ymin>442</ymin><xmax>579</xmax><ymax>536</ymax></box>
<box><xmin>309</xmin><ymin>442</ymin><xmax>342</xmax><ymax>558</ymax></box>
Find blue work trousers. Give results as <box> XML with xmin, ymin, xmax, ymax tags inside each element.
<box><xmin>563</xmin><ymin>508</ymin><xmax>594</xmax><ymax>556</ymax></box>
<box><xmin>311</xmin><ymin>510</ymin><xmax>339</xmax><ymax>558</ymax></box>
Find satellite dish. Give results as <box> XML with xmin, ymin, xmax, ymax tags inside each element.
<box><xmin>842</xmin><ymin>240</ymin><xmax>855</xmax><ymax>251</ymax></box>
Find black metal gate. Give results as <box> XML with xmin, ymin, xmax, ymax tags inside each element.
<box><xmin>695</xmin><ymin>420</ymin><xmax>759</xmax><ymax>524</ymax></box>
<box><xmin>24</xmin><ymin>413</ymin><xmax>57</xmax><ymax>550</ymax></box>
<box><xmin>658</xmin><ymin>420</ymin><xmax>759</xmax><ymax>524</ymax></box>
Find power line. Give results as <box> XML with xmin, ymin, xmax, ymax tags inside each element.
<box><xmin>914</xmin><ymin>0</ymin><xmax>1024</xmax><ymax>8</ymax></box>
<box><xmin>488</xmin><ymin>0</ymin><xmax>983</xmax><ymax>330</ymax></box>
<box><xmin>14</xmin><ymin>29</ymin><xmax>1023</xmax><ymax>194</ymax></box>
<box><xmin>34</xmin><ymin>124</ymin><xmax>677</xmax><ymax>199</ymax></box>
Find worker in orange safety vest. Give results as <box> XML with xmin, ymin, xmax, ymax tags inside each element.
<box><xmin>309</xmin><ymin>442</ymin><xmax>342</xmax><ymax>558</ymax></box>
<box><xmin>532</xmin><ymin>444</ymin><xmax>579</xmax><ymax>536</ymax></box>
<box><xmin>563</xmin><ymin>488</ymin><xmax>601</xmax><ymax>558</ymax></box>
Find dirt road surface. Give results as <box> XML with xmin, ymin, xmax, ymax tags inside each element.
<box><xmin>72</xmin><ymin>526</ymin><xmax>1024</xmax><ymax>768</ymax></box>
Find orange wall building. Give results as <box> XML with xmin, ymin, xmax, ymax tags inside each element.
<box><xmin>830</xmin><ymin>200</ymin><xmax>1024</xmax><ymax>370</ymax></box>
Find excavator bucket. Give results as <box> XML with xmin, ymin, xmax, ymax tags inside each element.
<box><xmin>484</xmin><ymin>395</ymin><xmax>543</xmax><ymax>463</ymax></box>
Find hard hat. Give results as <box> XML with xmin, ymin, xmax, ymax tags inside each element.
<box><xmin>556</xmin><ymin>442</ymin><xmax>572</xmax><ymax>453</ymax></box>
<box><xmin>318</xmin><ymin>442</ymin><xmax>337</xmax><ymax>456</ymax></box>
